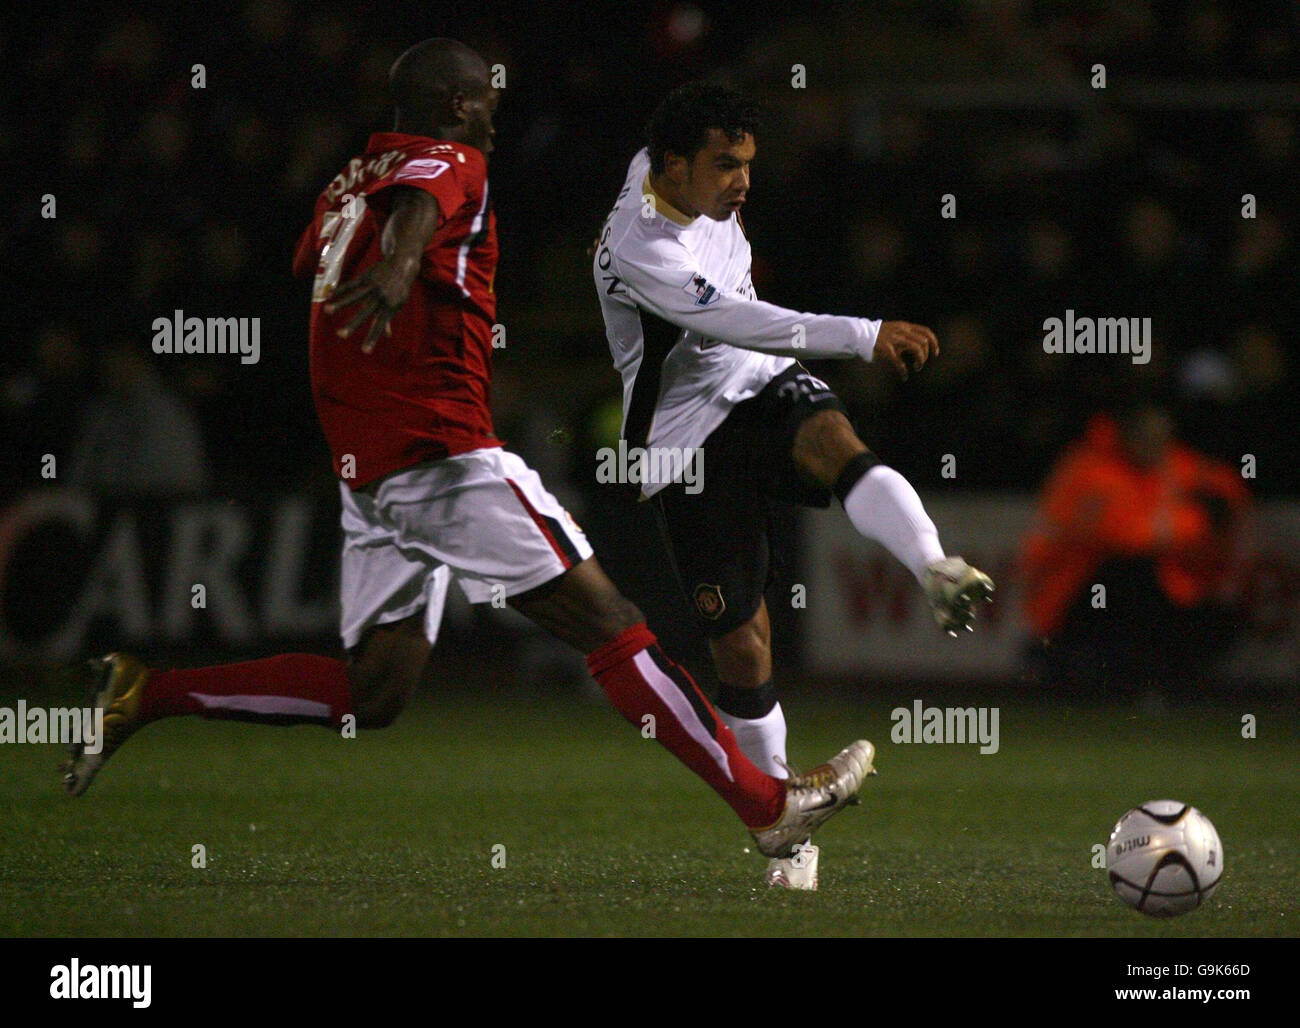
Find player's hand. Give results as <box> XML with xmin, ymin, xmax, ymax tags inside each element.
<box><xmin>325</xmin><ymin>254</ymin><xmax>421</xmax><ymax>354</ymax></box>
<box><xmin>874</xmin><ymin>321</ymin><xmax>939</xmax><ymax>381</ymax></box>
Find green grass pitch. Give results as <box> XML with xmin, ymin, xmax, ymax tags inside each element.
<box><xmin>1</xmin><ymin>685</ymin><xmax>1295</xmax><ymax>937</ymax></box>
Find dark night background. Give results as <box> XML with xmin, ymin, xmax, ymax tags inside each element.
<box><xmin>3</xmin><ymin>1</ymin><xmax>1295</xmax><ymax>501</ymax></box>
<box><xmin>0</xmin><ymin>1</ymin><xmax>1295</xmax><ymax>683</ymax></box>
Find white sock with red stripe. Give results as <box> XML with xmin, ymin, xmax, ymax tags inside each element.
<box><xmin>585</xmin><ymin>623</ymin><xmax>786</xmax><ymax>829</ymax></box>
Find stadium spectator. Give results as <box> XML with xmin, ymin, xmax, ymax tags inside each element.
<box><xmin>1021</xmin><ymin>401</ymin><xmax>1250</xmax><ymax>696</ymax></box>
<box><xmin>65</xmin><ymin>339</ymin><xmax>211</xmax><ymax>494</ymax></box>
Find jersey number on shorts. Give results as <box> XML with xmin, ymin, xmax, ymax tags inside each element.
<box><xmin>313</xmin><ymin>195</ymin><xmax>370</xmax><ymax>302</ymax></box>
<box><xmin>778</xmin><ymin>372</ymin><xmax>833</xmax><ymax>403</ymax></box>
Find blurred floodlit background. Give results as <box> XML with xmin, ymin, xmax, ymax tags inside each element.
<box><xmin>0</xmin><ymin>2</ymin><xmax>1295</xmax><ymax>690</ymax></box>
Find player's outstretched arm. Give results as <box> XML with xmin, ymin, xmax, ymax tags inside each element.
<box><xmin>325</xmin><ymin>186</ymin><xmax>439</xmax><ymax>353</ymax></box>
<box><xmin>614</xmin><ymin>236</ymin><xmax>937</xmax><ymax>376</ymax></box>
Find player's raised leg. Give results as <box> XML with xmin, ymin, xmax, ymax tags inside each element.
<box><xmin>793</xmin><ymin>407</ymin><xmax>994</xmax><ymax>634</ymax></box>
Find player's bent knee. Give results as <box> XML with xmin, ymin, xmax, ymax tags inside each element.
<box><xmin>792</xmin><ymin>408</ymin><xmax>857</xmax><ymax>456</ymax></box>
<box><xmin>792</xmin><ymin>410</ymin><xmax>870</xmax><ymax>488</ymax></box>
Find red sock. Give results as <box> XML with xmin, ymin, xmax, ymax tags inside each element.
<box><xmin>139</xmin><ymin>654</ymin><xmax>353</xmax><ymax>729</ymax></box>
<box><xmin>586</xmin><ymin>623</ymin><xmax>785</xmax><ymax>829</ymax></box>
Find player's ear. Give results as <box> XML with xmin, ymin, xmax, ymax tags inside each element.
<box><xmin>663</xmin><ymin>151</ymin><xmax>688</xmax><ymax>184</ymax></box>
<box><xmin>446</xmin><ymin>91</ymin><xmax>468</xmax><ymax>126</ymax></box>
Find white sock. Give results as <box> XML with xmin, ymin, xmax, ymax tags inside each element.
<box><xmin>716</xmin><ymin>702</ymin><xmax>789</xmax><ymax>778</ymax></box>
<box><xmin>842</xmin><ymin>465</ymin><xmax>945</xmax><ymax>583</ymax></box>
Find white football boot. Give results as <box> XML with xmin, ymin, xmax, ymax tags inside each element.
<box><xmin>923</xmin><ymin>557</ymin><xmax>994</xmax><ymax>636</ymax></box>
<box><xmin>751</xmin><ymin>740</ymin><xmax>875</xmax><ymax>859</ymax></box>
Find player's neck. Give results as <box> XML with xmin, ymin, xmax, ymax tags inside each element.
<box><xmin>648</xmin><ymin>173</ymin><xmax>699</xmax><ymax>221</ymax></box>
<box><xmin>393</xmin><ymin>118</ymin><xmax>457</xmax><ymax>143</ymax></box>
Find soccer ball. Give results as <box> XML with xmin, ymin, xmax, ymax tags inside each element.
<box><xmin>1107</xmin><ymin>800</ymin><xmax>1223</xmax><ymax>917</ymax></box>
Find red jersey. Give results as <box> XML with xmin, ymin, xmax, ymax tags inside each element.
<box><xmin>293</xmin><ymin>132</ymin><xmax>501</xmax><ymax>488</ymax></box>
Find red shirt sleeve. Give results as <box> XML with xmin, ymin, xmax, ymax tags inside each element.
<box><xmin>364</xmin><ymin>154</ymin><xmax>469</xmax><ymax>230</ymax></box>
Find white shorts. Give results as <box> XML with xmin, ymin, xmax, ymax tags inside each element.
<box><xmin>338</xmin><ymin>448</ymin><xmax>594</xmax><ymax>650</ymax></box>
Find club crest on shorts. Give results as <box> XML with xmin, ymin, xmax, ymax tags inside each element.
<box><xmin>693</xmin><ymin>583</ymin><xmax>726</xmax><ymax>620</ymax></box>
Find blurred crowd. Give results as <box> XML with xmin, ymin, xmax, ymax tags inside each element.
<box><xmin>2</xmin><ymin>0</ymin><xmax>1296</xmax><ymax>501</ymax></box>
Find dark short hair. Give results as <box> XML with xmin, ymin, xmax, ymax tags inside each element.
<box><xmin>645</xmin><ymin>81</ymin><xmax>761</xmax><ymax>174</ymax></box>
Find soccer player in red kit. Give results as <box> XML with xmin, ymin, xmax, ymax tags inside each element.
<box><xmin>61</xmin><ymin>39</ymin><xmax>873</xmax><ymax>862</ymax></box>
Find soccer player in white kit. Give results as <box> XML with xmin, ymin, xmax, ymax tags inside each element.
<box><xmin>594</xmin><ymin>82</ymin><xmax>994</xmax><ymax>888</ymax></box>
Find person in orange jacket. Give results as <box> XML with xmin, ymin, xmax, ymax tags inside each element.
<box><xmin>1021</xmin><ymin>402</ymin><xmax>1249</xmax><ymax>695</ymax></box>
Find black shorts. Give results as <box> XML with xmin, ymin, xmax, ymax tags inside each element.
<box><xmin>652</xmin><ymin>364</ymin><xmax>847</xmax><ymax>638</ymax></box>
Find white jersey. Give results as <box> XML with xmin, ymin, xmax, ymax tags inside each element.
<box><xmin>593</xmin><ymin>148</ymin><xmax>881</xmax><ymax>496</ymax></box>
